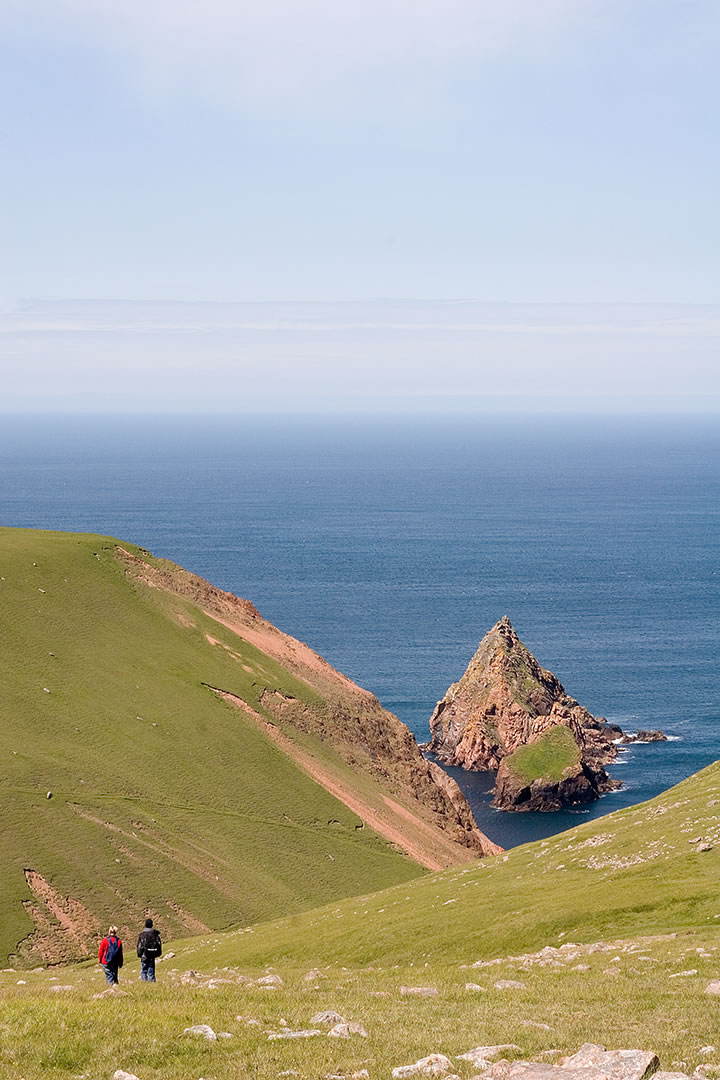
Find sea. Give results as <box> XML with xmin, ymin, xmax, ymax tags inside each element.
<box><xmin>1</xmin><ymin>413</ymin><xmax>718</xmax><ymax>850</ymax></box>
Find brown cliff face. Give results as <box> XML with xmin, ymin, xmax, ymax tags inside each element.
<box><xmin>427</xmin><ymin>616</ymin><xmax>621</xmax><ymax>811</ymax></box>
<box><xmin>119</xmin><ymin>546</ymin><xmax>501</xmax><ymax>860</ymax></box>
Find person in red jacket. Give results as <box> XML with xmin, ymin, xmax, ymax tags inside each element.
<box><xmin>98</xmin><ymin>925</ymin><xmax>124</xmax><ymax>986</ymax></box>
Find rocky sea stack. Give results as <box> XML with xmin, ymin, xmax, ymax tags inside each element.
<box><xmin>427</xmin><ymin>616</ymin><xmax>623</xmax><ymax>812</ymax></box>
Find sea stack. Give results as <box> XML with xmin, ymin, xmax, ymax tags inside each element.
<box><xmin>427</xmin><ymin>616</ymin><xmax>622</xmax><ymax>812</ymax></box>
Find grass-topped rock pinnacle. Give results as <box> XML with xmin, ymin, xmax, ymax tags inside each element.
<box><xmin>426</xmin><ymin>616</ymin><xmax>630</xmax><ymax>811</ymax></box>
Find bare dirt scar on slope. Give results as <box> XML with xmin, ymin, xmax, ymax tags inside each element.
<box><xmin>205</xmin><ymin>685</ymin><xmax>445</xmax><ymax>872</ymax></box>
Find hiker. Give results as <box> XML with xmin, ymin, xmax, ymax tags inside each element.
<box><xmin>136</xmin><ymin>917</ymin><xmax>162</xmax><ymax>982</ymax></box>
<box><xmin>98</xmin><ymin>925</ymin><xmax>124</xmax><ymax>985</ymax></box>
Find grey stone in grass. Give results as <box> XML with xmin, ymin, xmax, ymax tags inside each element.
<box><xmin>326</xmin><ymin>1071</ymin><xmax>370</xmax><ymax>1079</ymax></box>
<box><xmin>114</xmin><ymin>1072</ymin><xmax>141</xmax><ymax>1080</ymax></box>
<box><xmin>328</xmin><ymin>1022</ymin><xmax>369</xmax><ymax>1038</ymax></box>
<box><xmin>458</xmin><ymin>1046</ymin><xmax>522</xmax><ymax>1069</ymax></box>
<box><xmin>705</xmin><ymin>982</ymin><xmax>720</xmax><ymax>995</ymax></box>
<box><xmin>399</xmin><ymin>985</ymin><xmax>439</xmax><ymax>997</ymax></box>
<box><xmin>305</xmin><ymin>967</ymin><xmax>329</xmax><ymax>982</ymax></box>
<box><xmin>559</xmin><ymin>1043</ymin><xmax>659</xmax><ymax>1080</ymax></box>
<box><xmin>268</xmin><ymin>1028</ymin><xmax>324</xmax><ymax>1040</ymax></box>
<box><xmin>465</xmin><ymin>982</ymin><xmax>487</xmax><ymax>992</ymax></box>
<box><xmin>257</xmin><ymin>973</ymin><xmax>283</xmax><ymax>986</ymax></box>
<box><xmin>392</xmin><ymin>1053</ymin><xmax>455</xmax><ymax>1077</ymax></box>
<box><xmin>493</xmin><ymin>980</ymin><xmax>527</xmax><ymax>990</ymax></box>
<box><xmin>311</xmin><ymin>1010</ymin><xmax>347</xmax><ymax>1026</ymax></box>
<box><xmin>183</xmin><ymin>1024</ymin><xmax>217</xmax><ymax>1041</ymax></box>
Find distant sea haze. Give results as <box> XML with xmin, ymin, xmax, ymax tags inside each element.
<box><xmin>1</xmin><ymin>413</ymin><xmax>718</xmax><ymax>848</ymax></box>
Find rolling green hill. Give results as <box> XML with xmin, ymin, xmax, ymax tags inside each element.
<box><xmin>0</xmin><ymin>527</ymin><xmax>493</xmax><ymax>967</ymax></box>
<box><xmin>179</xmin><ymin>757</ymin><xmax>720</xmax><ymax>970</ymax></box>
<box><xmin>2</xmin><ymin>756</ymin><xmax>720</xmax><ymax>1080</ymax></box>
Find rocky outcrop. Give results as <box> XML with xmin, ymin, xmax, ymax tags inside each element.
<box><xmin>493</xmin><ymin>756</ymin><xmax>609</xmax><ymax>813</ymax></box>
<box><xmin>619</xmin><ymin>730</ymin><xmax>668</xmax><ymax>744</ymax></box>
<box><xmin>427</xmin><ymin>617</ymin><xmax>624</xmax><ymax>812</ymax></box>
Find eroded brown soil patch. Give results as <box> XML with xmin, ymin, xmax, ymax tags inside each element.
<box><xmin>15</xmin><ymin>870</ymin><xmax>101</xmax><ymax>965</ymax></box>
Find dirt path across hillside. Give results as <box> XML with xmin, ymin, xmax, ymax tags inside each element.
<box><xmin>205</xmin><ymin>684</ymin><xmax>449</xmax><ymax>871</ymax></box>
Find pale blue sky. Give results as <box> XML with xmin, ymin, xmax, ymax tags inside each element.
<box><xmin>1</xmin><ymin>2</ymin><xmax>718</xmax><ymax>411</ymax></box>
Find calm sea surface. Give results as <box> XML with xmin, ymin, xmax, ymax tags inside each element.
<box><xmin>1</xmin><ymin>414</ymin><xmax>718</xmax><ymax>849</ymax></box>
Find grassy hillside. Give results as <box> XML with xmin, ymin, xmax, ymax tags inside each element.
<box><xmin>0</xmin><ymin>527</ymin><xmax>435</xmax><ymax>964</ymax></box>
<box><xmin>2</xmin><ymin>763</ymin><xmax>720</xmax><ymax>1080</ymax></box>
<box><xmin>178</xmin><ymin>758</ymin><xmax>720</xmax><ymax>970</ymax></box>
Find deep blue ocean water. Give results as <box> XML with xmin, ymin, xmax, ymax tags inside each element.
<box><xmin>1</xmin><ymin>414</ymin><xmax>718</xmax><ymax>849</ymax></box>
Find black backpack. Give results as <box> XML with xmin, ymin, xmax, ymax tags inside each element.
<box><xmin>105</xmin><ymin>936</ymin><xmax>121</xmax><ymax>968</ymax></box>
<box><xmin>143</xmin><ymin>930</ymin><xmax>161</xmax><ymax>957</ymax></box>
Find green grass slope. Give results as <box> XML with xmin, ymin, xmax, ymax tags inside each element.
<box><xmin>3</xmin><ymin>766</ymin><xmax>720</xmax><ymax>1080</ymax></box>
<box><xmin>178</xmin><ymin>759</ymin><xmax>720</xmax><ymax>970</ymax></box>
<box><xmin>0</xmin><ymin>527</ymin><xmax>425</xmax><ymax>965</ymax></box>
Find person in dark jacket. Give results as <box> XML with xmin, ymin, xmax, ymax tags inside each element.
<box><xmin>98</xmin><ymin>925</ymin><xmax>123</xmax><ymax>985</ymax></box>
<box><xmin>136</xmin><ymin>917</ymin><xmax>162</xmax><ymax>982</ymax></box>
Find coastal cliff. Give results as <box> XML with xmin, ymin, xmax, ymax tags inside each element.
<box><xmin>427</xmin><ymin>616</ymin><xmax>621</xmax><ymax>811</ymax></box>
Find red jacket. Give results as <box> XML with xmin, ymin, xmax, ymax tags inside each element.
<box><xmin>98</xmin><ymin>935</ymin><xmax>123</xmax><ymax>967</ymax></box>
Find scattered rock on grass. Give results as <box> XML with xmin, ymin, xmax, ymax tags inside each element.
<box><xmin>326</xmin><ymin>1071</ymin><xmax>370</xmax><ymax>1079</ymax></box>
<box><xmin>114</xmin><ymin>1072</ymin><xmax>141</xmax><ymax>1080</ymax></box>
<box><xmin>392</xmin><ymin>1053</ymin><xmax>455</xmax><ymax>1078</ymax></box>
<box><xmin>399</xmin><ymin>986</ymin><xmax>439</xmax><ymax>997</ymax></box>
<box><xmin>268</xmin><ymin>1029</ymin><xmax>324</xmax><ymax>1040</ymax></box>
<box><xmin>257</xmin><ymin>973</ymin><xmax>283</xmax><ymax>986</ymax></box>
<box><xmin>465</xmin><ymin>983</ymin><xmax>487</xmax><ymax>992</ymax></box>
<box><xmin>328</xmin><ymin>1022</ymin><xmax>369</xmax><ymax>1038</ymax></box>
<box><xmin>559</xmin><ymin>1043</ymin><xmax>659</xmax><ymax>1080</ymax></box>
<box><xmin>705</xmin><ymin>982</ymin><xmax>720</xmax><ymax>995</ymax></box>
<box><xmin>183</xmin><ymin>1024</ymin><xmax>217</xmax><ymax>1041</ymax></box>
<box><xmin>304</xmin><ymin>968</ymin><xmax>329</xmax><ymax>982</ymax></box>
<box><xmin>494</xmin><ymin>980</ymin><xmax>527</xmax><ymax>990</ymax></box>
<box><xmin>311</xmin><ymin>1010</ymin><xmax>347</xmax><ymax>1026</ymax></box>
<box><xmin>458</xmin><ymin>1046</ymin><xmax>522</xmax><ymax>1068</ymax></box>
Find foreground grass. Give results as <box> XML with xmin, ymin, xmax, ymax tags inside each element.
<box><xmin>2</xmin><ymin>928</ymin><xmax>720</xmax><ymax>1080</ymax></box>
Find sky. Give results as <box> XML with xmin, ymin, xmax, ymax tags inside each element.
<box><xmin>1</xmin><ymin>1</ymin><xmax>718</xmax><ymax>413</ymax></box>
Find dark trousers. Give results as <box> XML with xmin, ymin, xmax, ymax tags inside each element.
<box><xmin>140</xmin><ymin>956</ymin><xmax>156</xmax><ymax>982</ymax></box>
<box><xmin>103</xmin><ymin>964</ymin><xmax>119</xmax><ymax>985</ymax></box>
